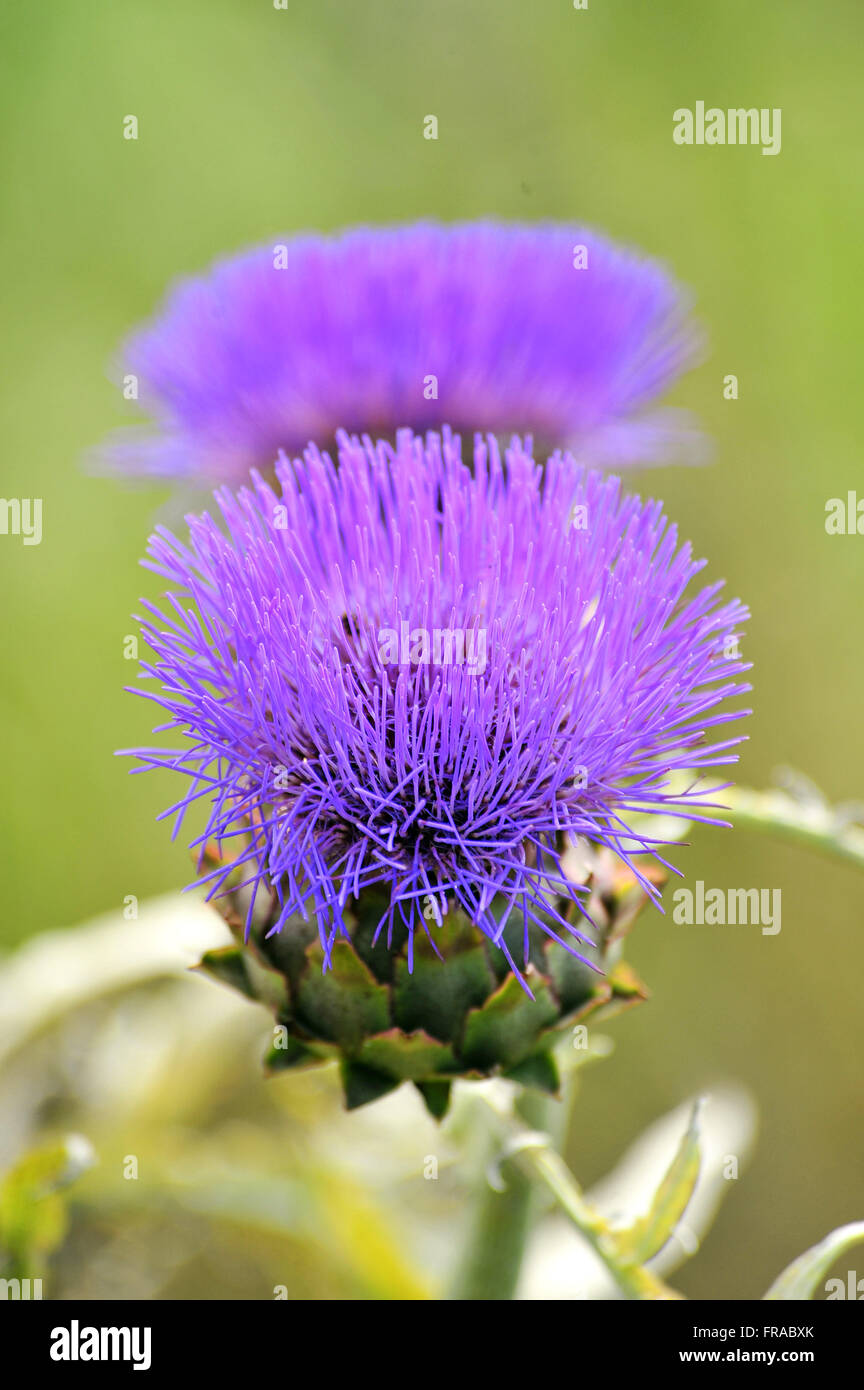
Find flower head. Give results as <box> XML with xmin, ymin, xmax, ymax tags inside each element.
<box><xmin>106</xmin><ymin>222</ymin><xmax>700</xmax><ymax>485</ymax></box>
<box><xmin>128</xmin><ymin>429</ymin><xmax>749</xmax><ymax>989</ymax></box>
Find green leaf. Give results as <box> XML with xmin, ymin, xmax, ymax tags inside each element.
<box><xmin>356</xmin><ymin>1028</ymin><xmax>457</xmax><ymax>1081</ymax></box>
<box><xmin>486</xmin><ymin>899</ymin><xmax>558</xmax><ymax>983</ymax></box>
<box><xmin>504</xmin><ymin>1050</ymin><xmax>560</xmax><ymax>1094</ymax></box>
<box><xmin>0</xmin><ymin>1135</ymin><xmax>95</xmax><ymax>1277</ymax></box>
<box><xmin>339</xmin><ymin>1060</ymin><xmax>401</xmax><ymax>1110</ymax></box>
<box><xmin>393</xmin><ymin>921</ymin><xmax>494</xmax><ymax>1044</ymax></box>
<box><xmin>349</xmin><ymin>891</ymin><xmax>409</xmax><ymax>983</ymax></box>
<box><xmin>545</xmin><ymin>939</ymin><xmax>604</xmax><ymax>1015</ymax></box>
<box><xmin>460</xmin><ymin>969</ymin><xmax>558</xmax><ymax>1071</ymax></box>
<box><xmin>295</xmin><ymin>940</ymin><xmax>390</xmax><ymax>1049</ymax></box>
<box><xmin>545</xmin><ymin>959</ymin><xmax>648</xmax><ymax>1045</ymax></box>
<box><xmin>263</xmin><ymin>1033</ymin><xmax>324</xmax><ymax>1072</ymax></box>
<box><xmin>618</xmin><ymin>1098</ymin><xmax>703</xmax><ymax>1264</ymax></box>
<box><xmin>763</xmin><ymin>1222</ymin><xmax>864</xmax><ymax>1300</ymax></box>
<box><xmin>198</xmin><ymin>943</ymin><xmax>290</xmax><ymax>1013</ymax></box>
<box><xmin>196</xmin><ymin>944</ymin><xmax>256</xmax><ymax>999</ymax></box>
<box><xmin>415</xmin><ymin>1080</ymin><xmax>452</xmax><ymax>1120</ymax></box>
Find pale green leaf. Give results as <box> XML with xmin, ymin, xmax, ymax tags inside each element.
<box><xmin>617</xmin><ymin>1098</ymin><xmax>703</xmax><ymax>1263</ymax></box>
<box><xmin>763</xmin><ymin>1221</ymin><xmax>864</xmax><ymax>1300</ymax></box>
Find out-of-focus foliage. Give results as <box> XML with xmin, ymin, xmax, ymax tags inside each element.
<box><xmin>0</xmin><ymin>897</ymin><xmax>658</xmax><ymax>1299</ymax></box>
<box><xmin>617</xmin><ymin>1099</ymin><xmax>703</xmax><ymax>1267</ymax></box>
<box><xmin>1</xmin><ymin>899</ymin><xmax>860</xmax><ymax>1299</ymax></box>
<box><xmin>0</xmin><ymin>899</ymin><xmax>442</xmax><ymax>1299</ymax></box>
<box><xmin>764</xmin><ymin>1222</ymin><xmax>864</xmax><ymax>1302</ymax></box>
<box><xmin>0</xmin><ymin>1136</ymin><xmax>95</xmax><ymax>1280</ymax></box>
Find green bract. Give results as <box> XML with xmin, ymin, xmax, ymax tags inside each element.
<box><xmin>197</xmin><ymin>845</ymin><xmax>657</xmax><ymax>1117</ymax></box>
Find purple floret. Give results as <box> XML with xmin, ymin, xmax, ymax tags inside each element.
<box><xmin>106</xmin><ymin>222</ymin><xmax>701</xmax><ymax>485</ymax></box>
<box><xmin>125</xmin><ymin>429</ymin><xmax>749</xmax><ymax>985</ymax></box>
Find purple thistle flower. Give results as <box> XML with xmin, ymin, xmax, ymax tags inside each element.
<box><xmin>105</xmin><ymin>222</ymin><xmax>701</xmax><ymax>485</ymax></box>
<box><xmin>125</xmin><ymin>429</ymin><xmax>749</xmax><ymax>990</ymax></box>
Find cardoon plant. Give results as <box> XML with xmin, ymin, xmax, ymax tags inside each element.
<box><xmin>104</xmin><ymin>222</ymin><xmax>700</xmax><ymax>484</ymax></box>
<box><xmin>104</xmin><ymin>216</ymin><xmax>864</xmax><ymax>1308</ymax></box>
<box><xmin>125</xmin><ymin>428</ymin><xmax>749</xmax><ymax>1115</ymax></box>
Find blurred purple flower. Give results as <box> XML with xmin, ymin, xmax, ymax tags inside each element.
<box><xmin>125</xmin><ymin>429</ymin><xmax>749</xmax><ymax>986</ymax></box>
<box><xmin>105</xmin><ymin>223</ymin><xmax>701</xmax><ymax>485</ymax></box>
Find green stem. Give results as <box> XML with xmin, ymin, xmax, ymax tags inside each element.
<box><xmin>449</xmin><ymin>1080</ymin><xmax>680</xmax><ymax>1301</ymax></box>
<box><xmin>447</xmin><ymin>1158</ymin><xmax>535</xmax><ymax>1300</ymax></box>
<box><xmin>504</xmin><ymin>1135</ymin><xmax>680</xmax><ymax>1300</ymax></box>
<box><xmin>447</xmin><ymin>1088</ymin><xmax>550</xmax><ymax>1301</ymax></box>
<box><xmin>718</xmin><ymin>786</ymin><xmax>864</xmax><ymax>872</ymax></box>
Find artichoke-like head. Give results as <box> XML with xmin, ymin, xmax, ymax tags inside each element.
<box><xmin>126</xmin><ymin>431</ymin><xmax>749</xmax><ymax>1114</ymax></box>
<box><xmin>199</xmin><ymin>842</ymin><xmax>656</xmax><ymax>1115</ymax></box>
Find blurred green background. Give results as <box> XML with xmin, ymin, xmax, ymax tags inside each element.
<box><xmin>1</xmin><ymin>0</ymin><xmax>862</xmax><ymax>1299</ymax></box>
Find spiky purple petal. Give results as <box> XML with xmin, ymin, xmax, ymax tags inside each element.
<box><xmin>125</xmin><ymin>430</ymin><xmax>749</xmax><ymax>979</ymax></box>
<box><xmin>105</xmin><ymin>223</ymin><xmax>701</xmax><ymax>484</ymax></box>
